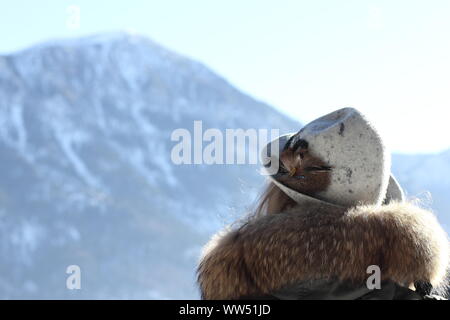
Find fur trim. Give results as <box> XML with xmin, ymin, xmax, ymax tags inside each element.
<box><xmin>197</xmin><ymin>201</ymin><xmax>449</xmax><ymax>299</ymax></box>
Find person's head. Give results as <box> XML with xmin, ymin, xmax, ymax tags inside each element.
<box><xmin>256</xmin><ymin>108</ymin><xmax>404</xmax><ymax>216</ymax></box>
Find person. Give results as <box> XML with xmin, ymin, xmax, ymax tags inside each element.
<box><xmin>197</xmin><ymin>108</ymin><xmax>449</xmax><ymax>300</ymax></box>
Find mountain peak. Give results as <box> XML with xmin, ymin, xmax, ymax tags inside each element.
<box><xmin>8</xmin><ymin>30</ymin><xmax>162</xmax><ymax>56</ymax></box>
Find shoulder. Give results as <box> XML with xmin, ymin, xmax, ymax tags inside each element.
<box><xmin>198</xmin><ymin>202</ymin><xmax>449</xmax><ymax>299</ymax></box>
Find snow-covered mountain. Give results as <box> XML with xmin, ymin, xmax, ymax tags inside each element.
<box><xmin>0</xmin><ymin>32</ymin><xmax>299</xmax><ymax>299</ymax></box>
<box><xmin>0</xmin><ymin>32</ymin><xmax>448</xmax><ymax>299</ymax></box>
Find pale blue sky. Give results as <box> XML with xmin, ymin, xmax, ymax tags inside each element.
<box><xmin>2</xmin><ymin>0</ymin><xmax>450</xmax><ymax>153</ymax></box>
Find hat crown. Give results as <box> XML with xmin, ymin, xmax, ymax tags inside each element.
<box><xmin>296</xmin><ymin>108</ymin><xmax>390</xmax><ymax>207</ymax></box>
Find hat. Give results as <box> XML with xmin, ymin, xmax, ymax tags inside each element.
<box><xmin>261</xmin><ymin>108</ymin><xmax>404</xmax><ymax>208</ymax></box>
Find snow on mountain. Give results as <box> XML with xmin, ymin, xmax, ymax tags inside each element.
<box><xmin>0</xmin><ymin>31</ymin><xmax>448</xmax><ymax>299</ymax></box>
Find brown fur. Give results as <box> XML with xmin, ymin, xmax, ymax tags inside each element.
<box><xmin>197</xmin><ymin>201</ymin><xmax>449</xmax><ymax>299</ymax></box>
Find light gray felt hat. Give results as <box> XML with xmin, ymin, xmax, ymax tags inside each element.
<box><xmin>261</xmin><ymin>107</ymin><xmax>404</xmax><ymax>208</ymax></box>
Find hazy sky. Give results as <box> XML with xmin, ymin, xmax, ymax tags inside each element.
<box><xmin>2</xmin><ymin>0</ymin><xmax>450</xmax><ymax>153</ymax></box>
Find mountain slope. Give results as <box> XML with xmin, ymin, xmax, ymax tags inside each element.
<box><xmin>0</xmin><ymin>32</ymin><xmax>299</xmax><ymax>299</ymax></box>
<box><xmin>392</xmin><ymin>151</ymin><xmax>450</xmax><ymax>231</ymax></box>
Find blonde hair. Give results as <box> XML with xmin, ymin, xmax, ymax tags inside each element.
<box><xmin>251</xmin><ymin>181</ymin><xmax>297</xmax><ymax>218</ymax></box>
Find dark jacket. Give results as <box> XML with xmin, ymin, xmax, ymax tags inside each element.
<box><xmin>197</xmin><ymin>201</ymin><xmax>449</xmax><ymax>300</ymax></box>
<box><xmin>243</xmin><ymin>280</ymin><xmax>445</xmax><ymax>300</ymax></box>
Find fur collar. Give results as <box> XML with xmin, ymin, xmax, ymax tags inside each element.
<box><xmin>197</xmin><ymin>202</ymin><xmax>449</xmax><ymax>299</ymax></box>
